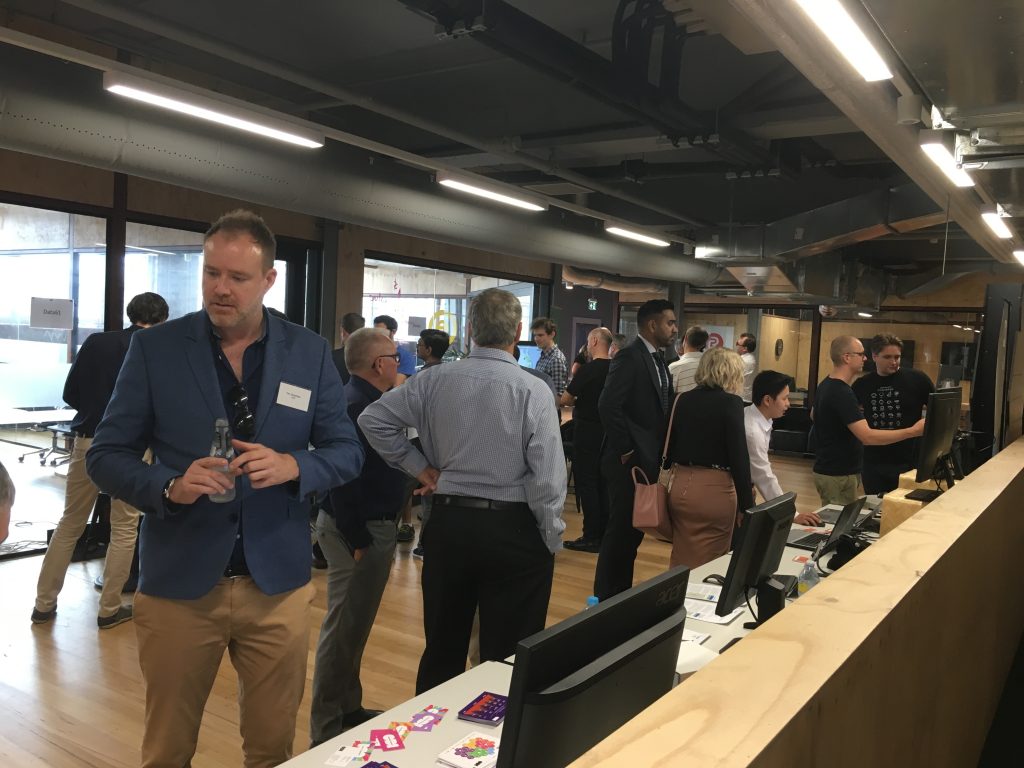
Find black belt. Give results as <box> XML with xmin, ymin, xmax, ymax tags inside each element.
<box><xmin>432</xmin><ymin>494</ymin><xmax>528</xmax><ymax>511</ymax></box>
<box><xmin>675</xmin><ymin>462</ymin><xmax>731</xmax><ymax>472</ymax></box>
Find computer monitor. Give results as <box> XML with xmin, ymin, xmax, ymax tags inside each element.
<box><xmin>716</xmin><ymin>492</ymin><xmax>797</xmax><ymax>627</ymax></box>
<box><xmin>516</xmin><ymin>344</ymin><xmax>541</xmax><ymax>370</ymax></box>
<box><xmin>909</xmin><ymin>388</ymin><xmax>962</xmax><ymax>500</ymax></box>
<box><xmin>496</xmin><ymin>566</ymin><xmax>690</xmax><ymax>768</ymax></box>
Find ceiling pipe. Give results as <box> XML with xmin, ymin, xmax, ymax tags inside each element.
<box><xmin>57</xmin><ymin>0</ymin><xmax>708</xmax><ymax>229</ymax></box>
<box><xmin>0</xmin><ymin>47</ymin><xmax>722</xmax><ymax>285</ymax></box>
<box><xmin>561</xmin><ymin>264</ymin><xmax>670</xmax><ymax>294</ymax></box>
<box><xmin>728</xmin><ymin>0</ymin><xmax>1014</xmax><ymax>262</ymax></box>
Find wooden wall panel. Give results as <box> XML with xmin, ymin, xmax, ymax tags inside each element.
<box><xmin>757</xmin><ymin>315</ymin><xmax>802</xmax><ymax>386</ymax></box>
<box><xmin>818</xmin><ymin>320</ymin><xmax>975</xmax><ymax>400</ymax></box>
<box><xmin>0</xmin><ymin>149</ymin><xmax>113</xmax><ymax>208</ymax></box>
<box><xmin>572</xmin><ymin>438</ymin><xmax>1024</xmax><ymax>768</ymax></box>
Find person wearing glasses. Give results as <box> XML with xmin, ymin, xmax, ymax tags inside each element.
<box><xmin>87</xmin><ymin>210</ymin><xmax>364</xmax><ymax>768</ymax></box>
<box><xmin>310</xmin><ymin>328</ymin><xmax>407</xmax><ymax>745</ymax></box>
<box><xmin>811</xmin><ymin>336</ymin><xmax>924</xmax><ymax>505</ymax></box>
<box><xmin>32</xmin><ymin>291</ymin><xmax>169</xmax><ymax>630</ymax></box>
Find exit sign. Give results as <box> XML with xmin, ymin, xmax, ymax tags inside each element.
<box><xmin>587</xmin><ymin>298</ymin><xmax>598</xmax><ymax>311</ymax></box>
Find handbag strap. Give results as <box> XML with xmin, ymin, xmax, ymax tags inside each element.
<box><xmin>660</xmin><ymin>392</ymin><xmax>683</xmax><ymax>466</ymax></box>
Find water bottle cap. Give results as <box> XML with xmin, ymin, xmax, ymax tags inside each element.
<box><xmin>586</xmin><ymin>595</ymin><xmax>600</xmax><ymax>608</ymax></box>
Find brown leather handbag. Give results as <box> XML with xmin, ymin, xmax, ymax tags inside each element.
<box><xmin>631</xmin><ymin>393</ymin><xmax>681</xmax><ymax>538</ymax></box>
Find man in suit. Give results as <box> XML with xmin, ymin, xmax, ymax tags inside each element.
<box><xmin>32</xmin><ymin>292</ymin><xmax>168</xmax><ymax>629</ymax></box>
<box><xmin>87</xmin><ymin>210</ymin><xmax>364</xmax><ymax>768</ymax></box>
<box><xmin>594</xmin><ymin>299</ymin><xmax>677</xmax><ymax>600</ymax></box>
<box><xmin>310</xmin><ymin>328</ymin><xmax>406</xmax><ymax>746</ymax></box>
<box><xmin>333</xmin><ymin>312</ymin><xmax>365</xmax><ymax>385</ymax></box>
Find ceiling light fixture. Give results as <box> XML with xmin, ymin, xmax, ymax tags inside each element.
<box><xmin>102</xmin><ymin>71</ymin><xmax>324</xmax><ymax>148</ymax></box>
<box><xmin>436</xmin><ymin>171</ymin><xmax>547</xmax><ymax>212</ymax></box>
<box><xmin>919</xmin><ymin>129</ymin><xmax>974</xmax><ymax>187</ymax></box>
<box><xmin>981</xmin><ymin>204</ymin><xmax>1014</xmax><ymax>239</ymax></box>
<box><xmin>857</xmin><ymin>311</ymin><xmax>873</xmax><ymax>318</ymax></box>
<box><xmin>1014</xmin><ymin>250</ymin><xmax>1024</xmax><ymax>265</ymax></box>
<box><xmin>953</xmin><ymin>324</ymin><xmax>963</xmax><ymax>329</ymax></box>
<box><xmin>792</xmin><ymin>0</ymin><xmax>893</xmax><ymax>81</ymax></box>
<box><xmin>604</xmin><ymin>224</ymin><xmax>671</xmax><ymax>248</ymax></box>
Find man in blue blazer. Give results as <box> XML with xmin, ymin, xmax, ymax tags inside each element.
<box><xmin>87</xmin><ymin>210</ymin><xmax>364</xmax><ymax>768</ymax></box>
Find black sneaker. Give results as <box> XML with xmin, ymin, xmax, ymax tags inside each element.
<box><xmin>396</xmin><ymin>524</ymin><xmax>415</xmax><ymax>543</ymax></box>
<box><xmin>31</xmin><ymin>606</ymin><xmax>57</xmax><ymax>624</ymax></box>
<box><xmin>412</xmin><ymin>545</ymin><xmax>424</xmax><ymax>559</ymax></box>
<box><xmin>563</xmin><ymin>536</ymin><xmax>602</xmax><ymax>553</ymax></box>
<box><xmin>341</xmin><ymin>707</ymin><xmax>383</xmax><ymax>729</ymax></box>
<box><xmin>97</xmin><ymin>605</ymin><xmax>133</xmax><ymax>630</ymax></box>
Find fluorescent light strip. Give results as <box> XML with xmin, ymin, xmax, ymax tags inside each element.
<box><xmin>982</xmin><ymin>211</ymin><xmax>1013</xmax><ymax>239</ymax></box>
<box><xmin>1014</xmin><ymin>250</ymin><xmax>1024</xmax><ymax>265</ymax></box>
<box><xmin>793</xmin><ymin>0</ymin><xmax>893</xmax><ymax>81</ymax></box>
<box><xmin>104</xmin><ymin>73</ymin><xmax>323</xmax><ymax>149</ymax></box>
<box><xmin>437</xmin><ymin>178</ymin><xmax>546</xmax><ymax>212</ymax></box>
<box><xmin>605</xmin><ymin>226</ymin><xmax>671</xmax><ymax>248</ymax></box>
<box><xmin>857</xmin><ymin>312</ymin><xmax>873</xmax><ymax>318</ymax></box>
<box><xmin>920</xmin><ymin>142</ymin><xmax>974</xmax><ymax>187</ymax></box>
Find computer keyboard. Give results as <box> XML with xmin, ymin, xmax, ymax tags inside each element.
<box><xmin>791</xmin><ymin>531</ymin><xmax>829</xmax><ymax>549</ymax></box>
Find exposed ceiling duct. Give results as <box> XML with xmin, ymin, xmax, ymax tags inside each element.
<box><xmin>0</xmin><ymin>44</ymin><xmax>722</xmax><ymax>284</ymax></box>
<box><xmin>697</xmin><ymin>183</ymin><xmax>944</xmax><ymax>263</ymax></box>
<box><xmin>561</xmin><ymin>264</ymin><xmax>671</xmax><ymax>294</ymax></box>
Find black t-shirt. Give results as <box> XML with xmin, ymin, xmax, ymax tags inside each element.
<box><xmin>567</xmin><ymin>358</ymin><xmax>610</xmax><ymax>424</ymax></box>
<box><xmin>812</xmin><ymin>376</ymin><xmax>865</xmax><ymax>476</ymax></box>
<box><xmin>852</xmin><ymin>368</ymin><xmax>934</xmax><ymax>469</ymax></box>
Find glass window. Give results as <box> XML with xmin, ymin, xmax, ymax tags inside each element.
<box><xmin>0</xmin><ymin>202</ymin><xmax>106</xmax><ymax>410</ymax></box>
<box><xmin>123</xmin><ymin>221</ymin><xmax>288</xmax><ymax>324</ymax></box>
<box><xmin>362</xmin><ymin>258</ymin><xmax>537</xmax><ymax>362</ymax></box>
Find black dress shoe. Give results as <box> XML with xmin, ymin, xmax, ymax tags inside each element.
<box><xmin>563</xmin><ymin>536</ymin><xmax>601</xmax><ymax>553</ymax></box>
<box><xmin>342</xmin><ymin>707</ymin><xmax>383</xmax><ymax>729</ymax></box>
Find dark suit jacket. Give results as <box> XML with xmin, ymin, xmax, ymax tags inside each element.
<box><xmin>327</xmin><ymin>375</ymin><xmax>407</xmax><ymax>550</ymax></box>
<box><xmin>332</xmin><ymin>345</ymin><xmax>351</xmax><ymax>385</ymax></box>
<box><xmin>598</xmin><ymin>337</ymin><xmax>669</xmax><ymax>478</ymax></box>
<box><xmin>87</xmin><ymin>310</ymin><xmax>365</xmax><ymax>600</ymax></box>
<box><xmin>64</xmin><ymin>325</ymin><xmax>142</xmax><ymax>437</ymax></box>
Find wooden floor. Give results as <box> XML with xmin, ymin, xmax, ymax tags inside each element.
<box><xmin>0</xmin><ymin>456</ymin><xmax>819</xmax><ymax>768</ymax></box>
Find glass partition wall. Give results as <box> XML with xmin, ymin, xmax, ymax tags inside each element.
<box><xmin>362</xmin><ymin>257</ymin><xmax>537</xmax><ymax>362</ymax></box>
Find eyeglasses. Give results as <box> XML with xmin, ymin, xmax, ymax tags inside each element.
<box><xmin>375</xmin><ymin>353</ymin><xmax>401</xmax><ymax>364</ymax></box>
<box><xmin>844</xmin><ymin>351</ymin><xmax>868</xmax><ymax>358</ymax></box>
<box><xmin>227</xmin><ymin>383</ymin><xmax>255</xmax><ymax>439</ymax></box>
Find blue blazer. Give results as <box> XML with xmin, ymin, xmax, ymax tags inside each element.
<box><xmin>87</xmin><ymin>310</ymin><xmax>364</xmax><ymax>599</ymax></box>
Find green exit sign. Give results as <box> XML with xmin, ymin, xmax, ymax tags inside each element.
<box><xmin>587</xmin><ymin>298</ymin><xmax>598</xmax><ymax>311</ymax></box>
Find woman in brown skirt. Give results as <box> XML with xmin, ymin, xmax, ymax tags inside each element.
<box><xmin>665</xmin><ymin>347</ymin><xmax>754</xmax><ymax>569</ymax></box>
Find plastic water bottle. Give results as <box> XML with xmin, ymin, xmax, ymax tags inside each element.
<box><xmin>796</xmin><ymin>562</ymin><xmax>820</xmax><ymax>596</ymax></box>
<box><xmin>208</xmin><ymin>418</ymin><xmax>236</xmax><ymax>503</ymax></box>
<box><xmin>585</xmin><ymin>595</ymin><xmax>599</xmax><ymax>609</ymax></box>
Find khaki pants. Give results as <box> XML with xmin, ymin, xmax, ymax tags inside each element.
<box><xmin>813</xmin><ymin>472</ymin><xmax>861</xmax><ymax>506</ymax></box>
<box><xmin>135</xmin><ymin>578</ymin><xmax>315</xmax><ymax>768</ymax></box>
<box><xmin>34</xmin><ymin>435</ymin><xmax>141</xmax><ymax>618</ymax></box>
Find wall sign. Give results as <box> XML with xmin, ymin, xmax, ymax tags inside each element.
<box><xmin>587</xmin><ymin>298</ymin><xmax>598</xmax><ymax>311</ymax></box>
<box><xmin>30</xmin><ymin>297</ymin><xmax>74</xmax><ymax>330</ymax></box>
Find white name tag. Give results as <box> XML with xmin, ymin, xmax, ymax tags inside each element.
<box><xmin>277</xmin><ymin>382</ymin><xmax>311</xmax><ymax>412</ymax></box>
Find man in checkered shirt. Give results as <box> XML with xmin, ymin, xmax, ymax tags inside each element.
<box><xmin>530</xmin><ymin>317</ymin><xmax>568</xmax><ymax>396</ymax></box>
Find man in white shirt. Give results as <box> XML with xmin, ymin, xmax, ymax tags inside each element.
<box><xmin>668</xmin><ymin>325</ymin><xmax>707</xmax><ymax>393</ymax></box>
<box><xmin>744</xmin><ymin>370</ymin><xmax>821</xmax><ymax>526</ymax></box>
<box><xmin>737</xmin><ymin>333</ymin><xmax>757</xmax><ymax>402</ymax></box>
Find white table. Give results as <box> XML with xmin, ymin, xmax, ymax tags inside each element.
<box><xmin>283</xmin><ymin>532</ymin><xmax>830</xmax><ymax>767</ymax></box>
<box><xmin>285</xmin><ymin>661</ymin><xmax>513</xmax><ymax>767</ymax></box>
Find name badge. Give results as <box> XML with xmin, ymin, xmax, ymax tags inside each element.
<box><xmin>277</xmin><ymin>382</ymin><xmax>311</xmax><ymax>412</ymax></box>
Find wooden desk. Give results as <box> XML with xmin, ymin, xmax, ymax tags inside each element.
<box><xmin>570</xmin><ymin>439</ymin><xmax>1024</xmax><ymax>768</ymax></box>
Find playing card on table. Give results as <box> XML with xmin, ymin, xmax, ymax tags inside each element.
<box><xmin>368</xmin><ymin>728</ymin><xmax>405</xmax><ymax>752</ymax></box>
<box><xmin>324</xmin><ymin>739</ymin><xmax>373</xmax><ymax>766</ymax></box>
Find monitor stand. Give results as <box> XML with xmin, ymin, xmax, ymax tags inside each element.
<box><xmin>743</xmin><ymin>574</ymin><xmax>798</xmax><ymax>629</ymax></box>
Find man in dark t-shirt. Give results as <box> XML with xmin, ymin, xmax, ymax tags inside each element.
<box><xmin>560</xmin><ymin>327</ymin><xmax>613</xmax><ymax>552</ymax></box>
<box><xmin>812</xmin><ymin>336</ymin><xmax>925</xmax><ymax>505</ymax></box>
<box><xmin>853</xmin><ymin>334</ymin><xmax>935</xmax><ymax>495</ymax></box>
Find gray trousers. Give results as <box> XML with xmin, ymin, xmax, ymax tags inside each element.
<box><xmin>309</xmin><ymin>511</ymin><xmax>397</xmax><ymax>746</ymax></box>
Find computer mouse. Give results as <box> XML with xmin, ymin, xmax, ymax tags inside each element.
<box><xmin>813</xmin><ymin>519</ymin><xmax>826</xmax><ymax>527</ymax></box>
